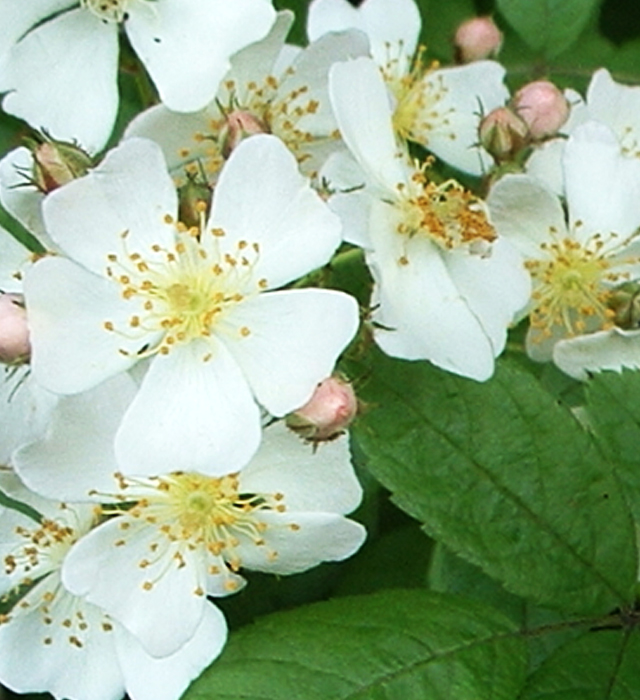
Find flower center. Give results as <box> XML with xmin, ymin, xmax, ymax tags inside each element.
<box><xmin>525</xmin><ymin>232</ymin><xmax>621</xmax><ymax>338</ymax></box>
<box><xmin>103</xmin><ymin>216</ymin><xmax>267</xmax><ymax>358</ymax></box>
<box><xmin>382</xmin><ymin>47</ymin><xmax>451</xmax><ymax>145</ymax></box>
<box><xmin>113</xmin><ymin>471</ymin><xmax>293</xmax><ymax>591</ymax></box>
<box><xmin>81</xmin><ymin>0</ymin><xmax>130</xmax><ymax>22</ymax></box>
<box><xmin>395</xmin><ymin>171</ymin><xmax>496</xmax><ymax>254</ymax></box>
<box><xmin>183</xmin><ymin>72</ymin><xmax>325</xmax><ymax>184</ymax></box>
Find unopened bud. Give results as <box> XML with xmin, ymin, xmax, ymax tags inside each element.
<box><xmin>220</xmin><ymin>110</ymin><xmax>269</xmax><ymax>159</ymax></box>
<box><xmin>0</xmin><ymin>293</ymin><xmax>30</xmax><ymax>364</ymax></box>
<box><xmin>512</xmin><ymin>80</ymin><xmax>570</xmax><ymax>140</ymax></box>
<box><xmin>177</xmin><ymin>175</ymin><xmax>213</xmax><ymax>229</ymax></box>
<box><xmin>479</xmin><ymin>106</ymin><xmax>529</xmax><ymax>162</ymax></box>
<box><xmin>454</xmin><ymin>16</ymin><xmax>503</xmax><ymax>63</ymax></box>
<box><xmin>607</xmin><ymin>282</ymin><xmax>640</xmax><ymax>330</ymax></box>
<box><xmin>286</xmin><ymin>375</ymin><xmax>358</xmax><ymax>443</ymax></box>
<box><xmin>25</xmin><ymin>134</ymin><xmax>93</xmax><ymax>193</ymax></box>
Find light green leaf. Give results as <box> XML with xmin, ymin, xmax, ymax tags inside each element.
<box><xmin>352</xmin><ymin>352</ymin><xmax>636</xmax><ymax>615</ymax></box>
<box><xmin>520</xmin><ymin>628</ymin><xmax>640</xmax><ymax>699</ymax></box>
<box><xmin>496</xmin><ymin>0</ymin><xmax>601</xmax><ymax>58</ymax></box>
<box><xmin>186</xmin><ymin>590</ymin><xmax>528</xmax><ymax>700</ymax></box>
<box><xmin>586</xmin><ymin>370</ymin><xmax>640</xmax><ymax>522</ymax></box>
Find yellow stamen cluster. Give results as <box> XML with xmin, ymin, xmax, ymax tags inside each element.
<box><xmin>525</xmin><ymin>229</ymin><xmax>624</xmax><ymax>338</ymax></box>
<box><xmin>103</xmin><ymin>216</ymin><xmax>267</xmax><ymax>358</ymax></box>
<box><xmin>187</xmin><ymin>71</ymin><xmax>327</xmax><ymax>183</ymax></box>
<box><xmin>112</xmin><ymin>472</ymin><xmax>296</xmax><ymax>591</ymax></box>
<box><xmin>381</xmin><ymin>44</ymin><xmax>452</xmax><ymax>145</ymax></box>
<box><xmin>396</xmin><ymin>169</ymin><xmax>496</xmax><ymax>252</ymax></box>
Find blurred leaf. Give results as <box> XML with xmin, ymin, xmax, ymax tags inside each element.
<box><xmin>418</xmin><ymin>0</ymin><xmax>477</xmax><ymax>63</ymax></box>
<box><xmin>496</xmin><ymin>0</ymin><xmax>602</xmax><ymax>59</ymax></box>
<box><xmin>520</xmin><ymin>628</ymin><xmax>640</xmax><ymax>699</ymax></box>
<box><xmin>186</xmin><ymin>590</ymin><xmax>528</xmax><ymax>700</ymax></box>
<box><xmin>274</xmin><ymin>0</ymin><xmax>308</xmax><ymax>45</ymax></box>
<box><xmin>333</xmin><ymin>524</ymin><xmax>432</xmax><ymax>596</ymax></box>
<box><xmin>586</xmin><ymin>370</ymin><xmax>640</xmax><ymax>522</ymax></box>
<box><xmin>352</xmin><ymin>351</ymin><xmax>637</xmax><ymax>615</ymax></box>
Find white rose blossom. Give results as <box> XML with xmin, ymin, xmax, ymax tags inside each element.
<box><xmin>23</xmin><ymin>135</ymin><xmax>359</xmax><ymax>476</ymax></box>
<box><xmin>488</xmin><ymin>121</ymin><xmax>640</xmax><ymax>378</ymax></box>
<box><xmin>12</xmin><ymin>392</ymin><xmax>366</xmax><ymax>658</ymax></box>
<box><xmin>0</xmin><ymin>0</ymin><xmax>277</xmax><ymax>152</ymax></box>
<box><xmin>0</xmin><ymin>471</ymin><xmax>227</xmax><ymax>700</ymax></box>
<box><xmin>125</xmin><ymin>10</ymin><xmax>369</xmax><ymax>185</ymax></box>
<box><xmin>326</xmin><ymin>57</ymin><xmax>530</xmax><ymax>381</ymax></box>
<box><xmin>308</xmin><ymin>0</ymin><xmax>509</xmax><ymax>176</ymax></box>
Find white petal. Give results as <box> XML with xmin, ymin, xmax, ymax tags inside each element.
<box><xmin>126</xmin><ymin>0</ymin><xmax>276</xmax><ymax>112</ymax></box>
<box><xmin>42</xmin><ymin>138</ymin><xmax>177</xmax><ymax>277</ymax></box>
<box><xmin>235</xmin><ymin>511</ymin><xmax>366</xmax><ymax>574</ymax></box>
<box><xmin>124</xmin><ymin>104</ymin><xmax>212</xmax><ymax>175</ymax></box>
<box><xmin>308</xmin><ymin>0</ymin><xmax>420</xmax><ymax>65</ymax></box>
<box><xmin>368</xmin><ymin>206</ymin><xmax>495</xmax><ymax>381</ymax></box>
<box><xmin>0</xmin><ymin>576</ymin><xmax>125</xmax><ymax>700</ymax></box>
<box><xmin>0</xmin><ymin>9</ymin><xmax>118</xmax><ymax>153</ymax></box>
<box><xmin>444</xmin><ymin>238</ymin><xmax>531</xmax><ymax>356</ymax></box>
<box><xmin>242</xmin><ymin>422</ymin><xmax>363</xmax><ymax>514</ymax></box>
<box><xmin>14</xmin><ymin>374</ymin><xmax>137</xmax><ymax>502</ymax></box>
<box><xmin>587</xmin><ymin>68</ymin><xmax>640</xmax><ymax>156</ymax></box>
<box><xmin>0</xmin><ymin>226</ymin><xmax>31</xmax><ymax>292</ymax></box>
<box><xmin>0</xmin><ymin>0</ymin><xmax>76</xmax><ymax>56</ymax></box>
<box><xmin>319</xmin><ymin>149</ymin><xmax>373</xmax><ymax>248</ymax></box>
<box><xmin>564</xmin><ymin>121</ymin><xmax>640</xmax><ymax>240</ymax></box>
<box><xmin>487</xmin><ymin>173</ymin><xmax>567</xmax><ymax>259</ymax></box>
<box><xmin>115</xmin><ymin>340</ymin><xmax>261</xmax><ymax>476</ymax></box>
<box><xmin>281</xmin><ymin>28</ymin><xmax>370</xmax><ymax>137</ymax></box>
<box><xmin>417</xmin><ymin>62</ymin><xmax>508</xmax><ymax>176</ymax></box>
<box><xmin>116</xmin><ymin>603</ymin><xmax>227</xmax><ymax>700</ymax></box>
<box><xmin>226</xmin><ymin>10</ymin><xmax>293</xmax><ymax>95</ymax></box>
<box><xmin>62</xmin><ymin>517</ymin><xmax>206</xmax><ymax>658</ymax></box>
<box><xmin>524</xmin><ymin>138</ymin><xmax>567</xmax><ymax>198</ymax></box>
<box><xmin>0</xmin><ymin>369</ymin><xmax>58</xmax><ymax>465</ymax></box>
<box><xmin>329</xmin><ymin>57</ymin><xmax>408</xmax><ymax>195</ymax></box>
<box><xmin>24</xmin><ymin>256</ymin><xmax>141</xmax><ymax>394</ymax></box>
<box><xmin>209</xmin><ymin>135</ymin><xmax>342</xmax><ymax>289</ymax></box>
<box><xmin>221</xmin><ymin>289</ymin><xmax>359</xmax><ymax>416</ymax></box>
<box><xmin>0</xmin><ymin>148</ymin><xmax>49</xmax><ymax>246</ymax></box>
<box><xmin>553</xmin><ymin>328</ymin><xmax>640</xmax><ymax>380</ymax></box>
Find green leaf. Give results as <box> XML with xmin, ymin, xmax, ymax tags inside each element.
<box><xmin>186</xmin><ymin>590</ymin><xmax>528</xmax><ymax>700</ymax></box>
<box><xmin>520</xmin><ymin>628</ymin><xmax>640</xmax><ymax>699</ymax></box>
<box><xmin>496</xmin><ymin>0</ymin><xmax>601</xmax><ymax>59</ymax></box>
<box><xmin>418</xmin><ymin>0</ymin><xmax>477</xmax><ymax>63</ymax></box>
<box><xmin>352</xmin><ymin>352</ymin><xmax>636</xmax><ymax>615</ymax></box>
<box><xmin>586</xmin><ymin>370</ymin><xmax>640</xmax><ymax>523</ymax></box>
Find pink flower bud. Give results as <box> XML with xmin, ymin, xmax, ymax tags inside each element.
<box><xmin>513</xmin><ymin>80</ymin><xmax>570</xmax><ymax>140</ymax></box>
<box><xmin>26</xmin><ymin>135</ymin><xmax>93</xmax><ymax>193</ymax></box>
<box><xmin>286</xmin><ymin>375</ymin><xmax>358</xmax><ymax>442</ymax></box>
<box><xmin>0</xmin><ymin>293</ymin><xmax>30</xmax><ymax>364</ymax></box>
<box><xmin>454</xmin><ymin>16</ymin><xmax>503</xmax><ymax>63</ymax></box>
<box><xmin>220</xmin><ymin>110</ymin><xmax>270</xmax><ymax>158</ymax></box>
<box><xmin>479</xmin><ymin>106</ymin><xmax>529</xmax><ymax>162</ymax></box>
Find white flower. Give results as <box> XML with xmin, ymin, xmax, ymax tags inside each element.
<box><xmin>24</xmin><ymin>135</ymin><xmax>358</xmax><ymax>475</ymax></box>
<box><xmin>16</xmin><ymin>406</ymin><xmax>366</xmax><ymax>658</ymax></box>
<box><xmin>525</xmin><ymin>69</ymin><xmax>640</xmax><ymax>195</ymax></box>
<box><xmin>125</xmin><ymin>11</ymin><xmax>369</xmax><ymax>184</ymax></box>
<box><xmin>488</xmin><ymin>121</ymin><xmax>640</xmax><ymax>378</ymax></box>
<box><xmin>327</xmin><ymin>57</ymin><xmax>530</xmax><ymax>381</ymax></box>
<box><xmin>0</xmin><ymin>471</ymin><xmax>227</xmax><ymax>700</ymax></box>
<box><xmin>0</xmin><ymin>0</ymin><xmax>277</xmax><ymax>152</ymax></box>
<box><xmin>308</xmin><ymin>0</ymin><xmax>509</xmax><ymax>176</ymax></box>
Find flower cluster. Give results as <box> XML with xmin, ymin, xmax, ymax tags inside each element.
<box><xmin>2</xmin><ymin>0</ymin><xmax>640</xmax><ymax>698</ymax></box>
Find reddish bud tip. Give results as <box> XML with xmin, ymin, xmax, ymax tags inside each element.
<box><xmin>454</xmin><ymin>16</ymin><xmax>503</xmax><ymax>63</ymax></box>
<box><xmin>512</xmin><ymin>80</ymin><xmax>570</xmax><ymax>140</ymax></box>
<box><xmin>0</xmin><ymin>293</ymin><xmax>30</xmax><ymax>364</ymax></box>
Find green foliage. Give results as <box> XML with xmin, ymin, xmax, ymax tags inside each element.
<box><xmin>521</xmin><ymin>628</ymin><xmax>640</xmax><ymax>699</ymax></box>
<box><xmin>186</xmin><ymin>590</ymin><xmax>528</xmax><ymax>700</ymax></box>
<box><xmin>352</xmin><ymin>351</ymin><xmax>637</xmax><ymax>615</ymax></box>
<box><xmin>496</xmin><ymin>0</ymin><xmax>602</xmax><ymax>59</ymax></box>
